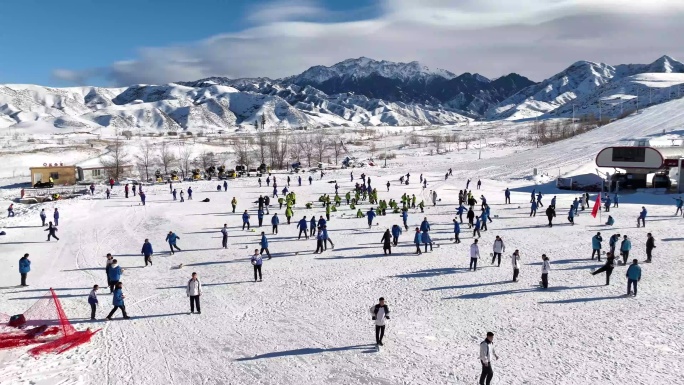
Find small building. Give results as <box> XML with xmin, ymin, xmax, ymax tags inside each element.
<box><xmin>75</xmin><ymin>158</ymin><xmax>134</xmax><ymax>182</ymax></box>
<box><xmin>30</xmin><ymin>164</ymin><xmax>78</xmax><ymax>186</ymax></box>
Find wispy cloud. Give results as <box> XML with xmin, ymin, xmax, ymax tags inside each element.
<box><xmin>53</xmin><ymin>0</ymin><xmax>684</xmax><ymax>86</ymax></box>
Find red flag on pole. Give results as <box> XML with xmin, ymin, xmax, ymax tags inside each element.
<box><xmin>591</xmin><ymin>193</ymin><xmax>601</xmax><ymax>218</ymax></box>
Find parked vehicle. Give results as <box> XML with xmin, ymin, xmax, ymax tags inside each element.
<box><xmin>33</xmin><ymin>181</ymin><xmax>54</xmax><ymax>188</ymax></box>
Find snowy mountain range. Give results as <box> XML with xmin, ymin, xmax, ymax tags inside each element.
<box><xmin>1</xmin><ymin>56</ymin><xmax>683</xmax><ymax>132</ymax></box>
<box><xmin>489</xmin><ymin>55</ymin><xmax>684</xmax><ymax>120</ymax></box>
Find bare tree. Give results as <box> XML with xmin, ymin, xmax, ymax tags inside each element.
<box><xmin>256</xmin><ymin>131</ymin><xmax>269</xmax><ymax>164</ymax></box>
<box><xmin>195</xmin><ymin>150</ymin><xmax>216</xmax><ymax>171</ymax></box>
<box><xmin>134</xmin><ymin>142</ymin><xmax>155</xmax><ymax>181</ymax></box>
<box><xmin>432</xmin><ymin>134</ymin><xmax>444</xmax><ymax>154</ymax></box>
<box><xmin>330</xmin><ymin>138</ymin><xmax>345</xmax><ymax>165</ymax></box>
<box><xmin>100</xmin><ymin>137</ymin><xmax>129</xmax><ymax>180</ymax></box>
<box><xmin>158</xmin><ymin>142</ymin><xmax>177</xmax><ymax>175</ymax></box>
<box><xmin>313</xmin><ymin>133</ymin><xmax>329</xmax><ymax>163</ymax></box>
<box><xmin>276</xmin><ymin>134</ymin><xmax>290</xmax><ymax>169</ymax></box>
<box><xmin>298</xmin><ymin>134</ymin><xmax>314</xmax><ymax>167</ymax></box>
<box><xmin>177</xmin><ymin>143</ymin><xmax>193</xmax><ymax>179</ymax></box>
<box><xmin>234</xmin><ymin>138</ymin><xmax>254</xmax><ymax>170</ymax></box>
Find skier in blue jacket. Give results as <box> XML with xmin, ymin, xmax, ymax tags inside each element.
<box><xmin>40</xmin><ymin>209</ymin><xmax>47</xmax><ymax>226</ymax></box>
<box><xmin>310</xmin><ymin>216</ymin><xmax>317</xmax><ymax>237</ymax></box>
<box><xmin>107</xmin><ymin>259</ymin><xmax>123</xmax><ymax>293</ymax></box>
<box><xmin>166</xmin><ymin>231</ymin><xmax>181</xmax><ymax>254</ymax></box>
<box><xmin>260</xmin><ymin>232</ymin><xmax>271</xmax><ymax>259</ymax></box>
<box><xmin>638</xmin><ymin>207</ymin><xmax>647</xmax><ymax>227</ymax></box>
<box><xmin>453</xmin><ymin>219</ymin><xmax>461</xmax><ymax>243</ymax></box>
<box><xmin>591</xmin><ymin>232</ymin><xmax>602</xmax><ymax>261</ymax></box>
<box><xmin>473</xmin><ymin>217</ymin><xmax>482</xmax><ymax>238</ymax></box>
<box><xmin>675</xmin><ymin>196</ymin><xmax>684</xmax><ymax>216</ymax></box>
<box><xmin>141</xmin><ymin>239</ymin><xmax>154</xmax><ymax>266</ymax></box>
<box><xmin>297</xmin><ymin>217</ymin><xmax>309</xmax><ymax>239</ymax></box>
<box><xmin>421</xmin><ymin>230</ymin><xmax>432</xmax><ymax>252</ymax></box>
<box><xmin>626</xmin><ymin>260</ymin><xmax>641</xmax><ymax>296</ymax></box>
<box><xmin>420</xmin><ymin>218</ymin><xmax>430</xmax><ymax>232</ymax></box>
<box><xmin>19</xmin><ymin>253</ymin><xmax>30</xmax><ymax>286</ymax></box>
<box><xmin>456</xmin><ymin>204</ymin><xmax>466</xmax><ymax>223</ymax></box>
<box><xmin>257</xmin><ymin>209</ymin><xmax>264</xmax><ymax>227</ymax></box>
<box><xmin>322</xmin><ymin>225</ymin><xmax>334</xmax><ymax>249</ymax></box>
<box><xmin>391</xmin><ymin>225</ymin><xmax>402</xmax><ymax>246</ymax></box>
<box><xmin>53</xmin><ymin>208</ymin><xmax>60</xmax><ymax>226</ymax></box>
<box><xmin>242</xmin><ymin>211</ymin><xmax>251</xmax><ymax>230</ymax></box>
<box><xmin>271</xmin><ymin>213</ymin><xmax>280</xmax><ymax>234</ymax></box>
<box><xmin>367</xmin><ymin>208</ymin><xmax>376</xmax><ymax>228</ymax></box>
<box><xmin>187</xmin><ymin>187</ymin><xmax>193</xmax><ymax>200</ymax></box>
<box><xmin>530</xmin><ymin>201</ymin><xmax>538</xmax><ymax>217</ymax></box>
<box><xmin>401</xmin><ymin>210</ymin><xmax>409</xmax><ymax>230</ymax></box>
<box><xmin>413</xmin><ymin>228</ymin><xmax>422</xmax><ymax>254</ymax></box>
<box><xmin>619</xmin><ymin>235</ymin><xmax>632</xmax><ymax>264</ymax></box>
<box><xmin>551</xmin><ymin>196</ymin><xmax>557</xmax><ymax>207</ymax></box>
<box><xmin>106</xmin><ymin>282</ymin><xmax>129</xmax><ymax>320</ymax></box>
<box><xmin>568</xmin><ymin>205</ymin><xmax>575</xmax><ymax>225</ymax></box>
<box><xmin>504</xmin><ymin>188</ymin><xmax>511</xmax><ymax>204</ymax></box>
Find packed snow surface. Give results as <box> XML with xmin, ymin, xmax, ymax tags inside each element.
<box><xmin>0</xmin><ymin>100</ymin><xmax>683</xmax><ymax>385</ymax></box>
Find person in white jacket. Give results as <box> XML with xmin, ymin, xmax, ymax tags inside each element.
<box><xmin>479</xmin><ymin>332</ymin><xmax>499</xmax><ymax>385</ymax></box>
<box><xmin>541</xmin><ymin>254</ymin><xmax>551</xmax><ymax>289</ymax></box>
<box><xmin>491</xmin><ymin>236</ymin><xmax>505</xmax><ymax>267</ymax></box>
<box><xmin>187</xmin><ymin>272</ymin><xmax>202</xmax><ymax>314</ymax></box>
<box><xmin>470</xmin><ymin>239</ymin><xmax>481</xmax><ymax>271</ymax></box>
<box><xmin>370</xmin><ymin>297</ymin><xmax>390</xmax><ymax>346</ymax></box>
<box><xmin>511</xmin><ymin>250</ymin><xmax>521</xmax><ymax>282</ymax></box>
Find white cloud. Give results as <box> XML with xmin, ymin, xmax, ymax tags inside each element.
<box><xmin>52</xmin><ymin>0</ymin><xmax>684</xmax><ymax>86</ymax></box>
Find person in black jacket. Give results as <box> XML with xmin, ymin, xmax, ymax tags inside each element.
<box><xmin>467</xmin><ymin>208</ymin><xmax>475</xmax><ymax>228</ymax></box>
<box><xmin>646</xmin><ymin>233</ymin><xmax>655</xmax><ymax>262</ymax></box>
<box><xmin>545</xmin><ymin>205</ymin><xmax>556</xmax><ymax>227</ymax></box>
<box><xmin>381</xmin><ymin>229</ymin><xmax>392</xmax><ymax>255</ymax></box>
<box><xmin>45</xmin><ymin>222</ymin><xmax>59</xmax><ymax>241</ymax></box>
<box><xmin>591</xmin><ymin>252</ymin><xmax>615</xmax><ymax>285</ymax></box>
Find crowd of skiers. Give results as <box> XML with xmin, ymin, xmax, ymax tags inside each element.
<box><xmin>8</xmin><ymin>169</ymin><xmax>675</xmax><ymax>384</ymax></box>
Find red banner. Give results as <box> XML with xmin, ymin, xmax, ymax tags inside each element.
<box><xmin>591</xmin><ymin>193</ymin><xmax>601</xmax><ymax>218</ymax></box>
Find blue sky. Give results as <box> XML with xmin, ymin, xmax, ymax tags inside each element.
<box><xmin>1</xmin><ymin>0</ymin><xmax>682</xmax><ymax>87</ymax></box>
<box><xmin>0</xmin><ymin>0</ymin><xmax>374</xmax><ymax>85</ymax></box>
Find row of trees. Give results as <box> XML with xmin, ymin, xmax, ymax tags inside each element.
<box><xmin>235</xmin><ymin>131</ymin><xmax>347</xmax><ymax>170</ymax></box>
<box><xmin>101</xmin><ymin>131</ymin><xmax>350</xmax><ymax>180</ymax></box>
<box><xmin>101</xmin><ymin>138</ymin><xmax>225</xmax><ymax>181</ymax></box>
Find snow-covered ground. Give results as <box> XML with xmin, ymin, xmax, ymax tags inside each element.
<box><xmin>0</xmin><ymin>99</ymin><xmax>684</xmax><ymax>385</ymax></box>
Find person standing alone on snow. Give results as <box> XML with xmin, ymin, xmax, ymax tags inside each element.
<box><xmin>620</xmin><ymin>235</ymin><xmax>632</xmax><ymax>265</ymax></box>
<box><xmin>470</xmin><ymin>239</ymin><xmax>480</xmax><ymax>271</ymax></box>
<box><xmin>370</xmin><ymin>297</ymin><xmax>390</xmax><ymax>346</ymax></box>
<box><xmin>591</xmin><ymin>232</ymin><xmax>603</xmax><ymax>261</ymax></box>
<box><xmin>40</xmin><ymin>209</ymin><xmax>46</xmax><ymax>226</ymax></box>
<box><xmin>381</xmin><ymin>229</ymin><xmax>392</xmax><ymax>255</ymax></box>
<box><xmin>187</xmin><ymin>272</ymin><xmax>202</xmax><ymax>314</ymax></box>
<box><xmin>492</xmin><ymin>236</ymin><xmax>505</xmax><ymax>266</ymax></box>
<box><xmin>260</xmin><ymin>232</ymin><xmax>272</xmax><ymax>259</ymax></box>
<box><xmin>53</xmin><ymin>208</ymin><xmax>60</xmax><ymax>226</ymax></box>
<box><xmin>251</xmin><ymin>249</ymin><xmax>263</xmax><ymax>282</ymax></box>
<box><xmin>646</xmin><ymin>233</ymin><xmax>655</xmax><ymax>263</ymax></box>
<box><xmin>511</xmin><ymin>250</ymin><xmax>521</xmax><ymax>282</ymax></box>
<box><xmin>271</xmin><ymin>213</ymin><xmax>280</xmax><ymax>234</ymax></box>
<box><xmin>453</xmin><ymin>219</ymin><xmax>461</xmax><ymax>244</ymax></box>
<box><xmin>221</xmin><ymin>224</ymin><xmax>228</xmax><ymax>249</ymax></box>
<box><xmin>19</xmin><ymin>253</ymin><xmax>30</xmax><ymax>286</ymax></box>
<box><xmin>141</xmin><ymin>238</ymin><xmax>154</xmax><ymax>266</ymax></box>
<box><xmin>391</xmin><ymin>224</ymin><xmax>402</xmax><ymax>246</ymax></box>
<box><xmin>479</xmin><ymin>332</ymin><xmax>499</xmax><ymax>385</ymax></box>
<box><xmin>626</xmin><ymin>259</ymin><xmax>641</xmax><ymax>296</ymax></box>
<box><xmin>413</xmin><ymin>228</ymin><xmax>422</xmax><ymax>254</ymax></box>
<box><xmin>541</xmin><ymin>254</ymin><xmax>551</xmax><ymax>289</ymax></box>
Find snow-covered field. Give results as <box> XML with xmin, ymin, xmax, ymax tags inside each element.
<box><xmin>0</xmin><ymin>99</ymin><xmax>683</xmax><ymax>385</ymax></box>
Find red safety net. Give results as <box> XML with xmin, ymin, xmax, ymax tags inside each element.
<box><xmin>0</xmin><ymin>288</ymin><xmax>99</xmax><ymax>356</ymax></box>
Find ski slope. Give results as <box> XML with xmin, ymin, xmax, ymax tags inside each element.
<box><xmin>0</xmin><ymin>100</ymin><xmax>683</xmax><ymax>385</ymax></box>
